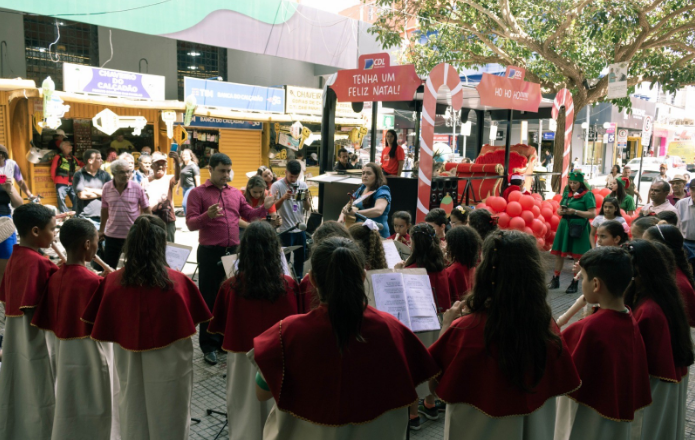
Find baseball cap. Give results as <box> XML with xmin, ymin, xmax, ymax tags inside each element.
<box><xmin>56</xmin><ymin>129</ymin><xmax>66</xmax><ymax>136</ymax></box>
<box><xmin>151</xmin><ymin>152</ymin><xmax>168</xmax><ymax>163</ymax></box>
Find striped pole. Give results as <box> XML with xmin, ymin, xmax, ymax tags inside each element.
<box><xmin>416</xmin><ymin>63</ymin><xmax>463</xmax><ymax>223</ymax></box>
<box><xmin>551</xmin><ymin>89</ymin><xmax>575</xmax><ymax>190</ymax></box>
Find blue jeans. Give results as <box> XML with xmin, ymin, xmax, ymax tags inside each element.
<box><xmin>56</xmin><ymin>184</ymin><xmax>76</xmax><ymax>213</ymax></box>
<box><xmin>182</xmin><ymin>186</ymin><xmax>193</xmax><ymax>215</ymax></box>
<box><xmin>280</xmin><ymin>231</ymin><xmax>306</xmax><ymax>281</ymax></box>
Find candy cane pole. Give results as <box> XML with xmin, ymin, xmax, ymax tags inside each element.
<box><xmin>416</xmin><ymin>63</ymin><xmax>463</xmax><ymax>223</ymax></box>
<box><xmin>551</xmin><ymin>89</ymin><xmax>575</xmax><ymax>190</ymax></box>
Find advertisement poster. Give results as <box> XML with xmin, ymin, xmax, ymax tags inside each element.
<box><xmin>607</xmin><ymin>62</ymin><xmax>628</xmax><ymax>100</ymax></box>
<box><xmin>63</xmin><ymin>63</ymin><xmax>165</xmax><ymax>100</ymax></box>
<box><xmin>184</xmin><ymin>78</ymin><xmax>285</xmax><ymax>113</ymax></box>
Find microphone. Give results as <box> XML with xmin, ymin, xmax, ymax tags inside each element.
<box><xmin>279</xmin><ymin>222</ymin><xmax>307</xmax><ymax>234</ymax></box>
<box><xmin>354</xmin><ymin>213</ymin><xmax>384</xmax><ymax>230</ymax></box>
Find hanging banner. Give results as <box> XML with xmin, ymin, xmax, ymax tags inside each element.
<box><xmin>174</xmin><ymin>116</ymin><xmax>262</xmax><ymax>130</ymax></box>
<box><xmin>330</xmin><ymin>53</ymin><xmax>422</xmax><ymax>102</ymax></box>
<box><xmin>476</xmin><ymin>73</ymin><xmax>542</xmax><ymax>112</ymax></box>
<box><xmin>607</xmin><ymin>62</ymin><xmax>628</xmax><ymax>100</ymax></box>
<box><xmin>184</xmin><ymin>78</ymin><xmax>285</xmax><ymax>113</ymax></box>
<box><xmin>63</xmin><ymin>63</ymin><xmax>166</xmax><ymax>100</ymax></box>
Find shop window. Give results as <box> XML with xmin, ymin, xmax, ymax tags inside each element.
<box><xmin>182</xmin><ymin>129</ymin><xmax>219</xmax><ymax>168</ymax></box>
<box><xmin>24</xmin><ymin>16</ymin><xmax>99</xmax><ymax>91</ymax></box>
<box><xmin>177</xmin><ymin>41</ymin><xmax>228</xmax><ymax>100</ymax></box>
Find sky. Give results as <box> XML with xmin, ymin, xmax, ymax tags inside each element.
<box><xmin>299</xmin><ymin>0</ymin><xmax>361</xmax><ymax>14</ymax></box>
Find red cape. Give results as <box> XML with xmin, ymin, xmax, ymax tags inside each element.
<box><xmin>675</xmin><ymin>268</ymin><xmax>695</xmax><ymax>327</ymax></box>
<box><xmin>406</xmin><ymin>264</ymin><xmax>451</xmax><ymax>312</ymax></box>
<box><xmin>298</xmin><ymin>275</ymin><xmax>319</xmax><ymax>314</ymax></box>
<box><xmin>0</xmin><ymin>245</ymin><xmax>58</xmax><ymax>317</ymax></box>
<box><xmin>563</xmin><ymin>308</ymin><xmax>651</xmax><ymax>421</ymax></box>
<box><xmin>633</xmin><ymin>298</ymin><xmax>689</xmax><ymax>382</ymax></box>
<box><xmin>208</xmin><ymin>275</ymin><xmax>298</xmax><ymax>352</ymax></box>
<box><xmin>81</xmin><ymin>268</ymin><xmax>212</xmax><ymax>351</ymax></box>
<box><xmin>253</xmin><ymin>305</ymin><xmax>439</xmax><ymax>426</ymax></box>
<box><xmin>429</xmin><ymin>312</ymin><xmax>580</xmax><ymax>417</ymax></box>
<box><xmin>387</xmin><ymin>233</ymin><xmax>411</xmax><ymax>247</ymax></box>
<box><xmin>32</xmin><ymin>265</ymin><xmax>102</xmax><ymax>339</ymax></box>
<box><xmin>445</xmin><ymin>262</ymin><xmax>475</xmax><ymax>304</ymax></box>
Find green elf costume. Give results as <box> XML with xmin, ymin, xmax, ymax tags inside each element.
<box><xmin>550</xmin><ymin>171</ymin><xmax>596</xmax><ymax>293</ymax></box>
<box><xmin>613</xmin><ymin>177</ymin><xmax>636</xmax><ymax>213</ymax></box>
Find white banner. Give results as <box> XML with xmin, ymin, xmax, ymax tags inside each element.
<box><xmin>607</xmin><ymin>62</ymin><xmax>628</xmax><ymax>100</ymax></box>
<box><xmin>286</xmin><ymin>86</ymin><xmax>360</xmax><ymax>118</ymax></box>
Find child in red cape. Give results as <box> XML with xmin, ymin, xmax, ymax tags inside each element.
<box><xmin>624</xmin><ymin>240</ymin><xmax>693</xmax><ymax>440</ymax></box>
<box><xmin>429</xmin><ymin>231</ymin><xmax>580</xmax><ymax>440</ymax></box>
<box><xmin>297</xmin><ymin>221</ymin><xmax>350</xmax><ymax>313</ymax></box>
<box><xmin>502</xmin><ymin>174</ymin><xmax>531</xmax><ymax>201</ymax></box>
<box><xmin>253</xmin><ymin>237</ymin><xmax>438</xmax><ymax>439</ymax></box>
<box><xmin>555</xmin><ymin>247</ymin><xmax>651</xmax><ymax>440</ymax></box>
<box><xmin>0</xmin><ymin>204</ymin><xmax>59</xmax><ymax>440</ymax></box>
<box><xmin>208</xmin><ymin>221</ymin><xmax>298</xmax><ymax>440</ymax></box>
<box><xmin>32</xmin><ymin>218</ymin><xmax>116</xmax><ymax>440</ymax></box>
<box><xmin>82</xmin><ymin>215</ymin><xmax>212</xmax><ymax>440</ymax></box>
<box><xmin>444</xmin><ymin>225</ymin><xmax>480</xmax><ymax>304</ymax></box>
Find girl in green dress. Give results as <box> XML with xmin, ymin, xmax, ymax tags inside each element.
<box><xmin>608</xmin><ymin>177</ymin><xmax>635</xmax><ymax>215</ymax></box>
<box><xmin>549</xmin><ymin>171</ymin><xmax>597</xmax><ymax>293</ymax></box>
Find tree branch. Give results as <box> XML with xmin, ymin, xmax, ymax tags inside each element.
<box><xmin>643</xmin><ymin>22</ymin><xmax>695</xmax><ymax>50</ymax></box>
<box><xmin>650</xmin><ymin>3</ymin><xmax>695</xmax><ymax>35</ymax></box>
<box><xmin>542</xmin><ymin>0</ymin><xmax>593</xmax><ymax>52</ymax></box>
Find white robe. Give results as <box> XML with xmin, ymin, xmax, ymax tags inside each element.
<box><xmin>555</xmin><ymin>396</ymin><xmax>632</xmax><ymax>440</ymax></box>
<box><xmin>226</xmin><ymin>352</ymin><xmax>273</xmax><ymax>440</ymax></box>
<box><xmin>444</xmin><ymin>398</ymin><xmax>556</xmax><ymax>440</ymax></box>
<box><xmin>263</xmin><ymin>405</ymin><xmax>407</xmax><ymax>440</ymax></box>
<box><xmin>632</xmin><ymin>374</ymin><xmax>688</xmax><ymax>440</ymax></box>
<box><xmin>113</xmin><ymin>338</ymin><xmax>193</xmax><ymax>440</ymax></box>
<box><xmin>50</xmin><ymin>338</ymin><xmax>116</xmax><ymax>440</ymax></box>
<box><xmin>0</xmin><ymin>310</ymin><xmax>55</xmax><ymax>440</ymax></box>
<box><xmin>414</xmin><ymin>330</ymin><xmax>438</xmax><ymax>399</ymax></box>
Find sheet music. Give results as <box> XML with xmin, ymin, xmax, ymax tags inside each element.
<box><xmin>382</xmin><ymin>240</ymin><xmax>402</xmax><ymax>269</ymax></box>
<box><xmin>165</xmin><ymin>243</ymin><xmax>192</xmax><ymax>272</ymax></box>
<box><xmin>370</xmin><ymin>272</ymin><xmax>411</xmax><ymax>328</ymax></box>
<box><xmin>402</xmin><ymin>273</ymin><xmax>441</xmax><ymax>332</ymax></box>
<box><xmin>221</xmin><ymin>248</ymin><xmax>290</xmax><ymax>279</ymax></box>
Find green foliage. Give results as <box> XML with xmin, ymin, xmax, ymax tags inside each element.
<box><xmin>369</xmin><ymin>0</ymin><xmax>695</xmax><ymax>112</ymax></box>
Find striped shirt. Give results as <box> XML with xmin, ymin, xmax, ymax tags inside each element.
<box><xmin>102</xmin><ymin>180</ymin><xmax>149</xmax><ymax>239</ymax></box>
<box><xmin>186</xmin><ymin>180</ymin><xmax>267</xmax><ymax>247</ymax></box>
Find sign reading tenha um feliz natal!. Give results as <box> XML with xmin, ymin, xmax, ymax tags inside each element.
<box><xmin>330</xmin><ymin>53</ymin><xmax>422</xmax><ymax>102</ymax></box>
<box><xmin>285</xmin><ymin>86</ymin><xmax>360</xmax><ymax>118</ymax></box>
<box><xmin>63</xmin><ymin>63</ymin><xmax>165</xmax><ymax>100</ymax></box>
<box><xmin>476</xmin><ymin>70</ymin><xmax>542</xmax><ymax>112</ymax></box>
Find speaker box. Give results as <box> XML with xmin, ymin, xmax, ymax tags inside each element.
<box><xmin>429</xmin><ymin>177</ymin><xmax>459</xmax><ymax>209</ymax></box>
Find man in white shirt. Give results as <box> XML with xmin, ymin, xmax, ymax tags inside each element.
<box><xmin>641</xmin><ymin>181</ymin><xmax>679</xmax><ymax>217</ymax></box>
<box><xmin>675</xmin><ymin>180</ymin><xmax>695</xmax><ymax>264</ymax></box>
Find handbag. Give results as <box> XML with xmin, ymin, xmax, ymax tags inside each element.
<box><xmin>568</xmin><ymin>219</ymin><xmax>587</xmax><ymax>239</ymax></box>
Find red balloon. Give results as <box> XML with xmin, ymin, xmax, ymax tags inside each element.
<box><xmin>550</xmin><ymin>200</ymin><xmax>560</xmax><ymax>211</ymax></box>
<box><xmin>532</xmin><ymin>192</ymin><xmax>543</xmax><ymax>200</ymax></box>
<box><xmin>536</xmin><ymin>237</ymin><xmax>546</xmax><ymax>249</ymax></box>
<box><xmin>508</xmin><ymin>191</ymin><xmax>523</xmax><ymax>202</ymax></box>
<box><xmin>625</xmin><ymin>215</ymin><xmax>633</xmax><ymax>226</ymax></box>
<box><xmin>509</xmin><ymin>217</ymin><xmax>526</xmax><ymax>231</ymax></box>
<box><xmin>543</xmin><ymin>243</ymin><xmax>552</xmax><ymax>251</ymax></box>
<box><xmin>532</xmin><ymin>219</ymin><xmax>545</xmax><ymax>236</ymax></box>
<box><xmin>552</xmin><ymin>194</ymin><xmax>563</xmax><ymax>202</ymax></box>
<box><xmin>506</xmin><ymin>201</ymin><xmax>523</xmax><ymax>217</ymax></box>
<box><xmin>487</xmin><ymin>196</ymin><xmax>507</xmax><ymax>213</ymax></box>
<box><xmin>620</xmin><ymin>209</ymin><xmax>627</xmax><ymax>217</ymax></box>
<box><xmin>531</xmin><ymin>205</ymin><xmax>541</xmax><ymax>218</ymax></box>
<box><xmin>550</xmin><ymin>215</ymin><xmax>561</xmax><ymax>231</ymax></box>
<box><xmin>540</xmin><ymin>224</ymin><xmax>548</xmax><ymax>237</ymax></box>
<box><xmin>476</xmin><ymin>203</ymin><xmax>488</xmax><ymax>211</ymax></box>
<box><xmin>599</xmin><ymin>188</ymin><xmax>611</xmax><ymax>197</ymax></box>
<box><xmin>547</xmin><ymin>231</ymin><xmax>556</xmax><ymax>244</ymax></box>
<box><xmin>497</xmin><ymin>212</ymin><xmax>511</xmax><ymax>228</ymax></box>
<box><xmin>520</xmin><ymin>195</ymin><xmax>535</xmax><ymax>211</ymax></box>
<box><xmin>524</xmin><ymin>226</ymin><xmax>534</xmax><ymax>235</ymax></box>
<box><xmin>594</xmin><ymin>195</ymin><xmax>604</xmax><ymax>210</ymax></box>
<box><xmin>591</xmin><ymin>188</ymin><xmax>601</xmax><ymax>194</ymax></box>
<box><xmin>541</xmin><ymin>208</ymin><xmax>554</xmax><ymax>221</ymax></box>
<box><xmin>521</xmin><ymin>211</ymin><xmax>535</xmax><ymax>227</ymax></box>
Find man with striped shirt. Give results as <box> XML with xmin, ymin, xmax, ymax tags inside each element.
<box><xmin>98</xmin><ymin>159</ymin><xmax>151</xmax><ymax>269</ymax></box>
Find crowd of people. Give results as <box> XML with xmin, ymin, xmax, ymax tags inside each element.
<box><xmin>1</xmin><ymin>149</ymin><xmax>695</xmax><ymax>440</ymax></box>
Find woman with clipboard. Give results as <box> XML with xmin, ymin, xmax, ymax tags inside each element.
<box><xmin>340</xmin><ymin>163</ymin><xmax>392</xmax><ymax>238</ymax></box>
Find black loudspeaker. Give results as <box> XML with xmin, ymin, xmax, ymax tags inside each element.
<box><xmin>429</xmin><ymin>177</ymin><xmax>458</xmax><ymax>209</ymax></box>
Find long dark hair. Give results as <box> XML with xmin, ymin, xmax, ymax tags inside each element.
<box><xmin>609</xmin><ymin>179</ymin><xmax>627</xmax><ymax>204</ymax></box>
<box><xmin>445</xmin><ymin>225</ymin><xmax>481</xmax><ymax>267</ymax></box>
<box><xmin>598</xmin><ymin>220</ymin><xmax>629</xmax><ymax>245</ymax></box>
<box><xmin>362</xmin><ymin>162</ymin><xmax>387</xmax><ymax>191</ymax></box>
<box><xmin>466</xmin><ymin>230</ymin><xmax>561</xmax><ymax>392</ymax></box>
<box><xmin>564</xmin><ymin>181</ymin><xmax>588</xmax><ymax>195</ymax></box>
<box><xmin>349</xmin><ymin>223</ymin><xmax>388</xmax><ymax>270</ymax></box>
<box><xmin>599</xmin><ymin>197</ymin><xmax>622</xmax><ymax>217</ymax></box>
<box><xmin>386</xmin><ymin>129</ymin><xmax>398</xmax><ymax>158</ymax></box>
<box><xmin>122</xmin><ymin>215</ymin><xmax>173</xmax><ymax>289</ymax></box>
<box><xmin>624</xmin><ymin>240</ymin><xmax>695</xmax><ymax>368</ymax></box>
<box><xmin>311</xmin><ymin>237</ymin><xmax>367</xmax><ymax>353</ymax></box>
<box><xmin>468</xmin><ymin>209</ymin><xmax>498</xmax><ymax>240</ymax></box>
<box><xmin>404</xmin><ymin>223</ymin><xmax>445</xmax><ymax>272</ymax></box>
<box><xmin>234</xmin><ymin>221</ymin><xmax>287</xmax><ymax>301</ymax></box>
<box><xmin>645</xmin><ymin>224</ymin><xmax>695</xmax><ymax>289</ymax></box>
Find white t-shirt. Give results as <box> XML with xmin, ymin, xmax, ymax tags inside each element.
<box><xmin>271</xmin><ymin>178</ymin><xmax>309</xmax><ymax>233</ymax></box>
<box><xmin>592</xmin><ymin>215</ymin><xmax>628</xmax><ymax>229</ymax></box>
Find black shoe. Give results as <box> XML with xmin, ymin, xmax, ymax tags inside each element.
<box><xmin>418</xmin><ymin>402</ymin><xmax>440</xmax><ymax>420</ymax></box>
<box><xmin>434</xmin><ymin>400</ymin><xmax>446</xmax><ymax>412</ymax></box>
<box><xmin>409</xmin><ymin>416</ymin><xmax>424</xmax><ymax>430</ymax></box>
<box><xmin>548</xmin><ymin>275</ymin><xmax>560</xmax><ymax>289</ymax></box>
<box><xmin>204</xmin><ymin>351</ymin><xmax>218</xmax><ymax>365</ymax></box>
<box><xmin>565</xmin><ymin>279</ymin><xmax>579</xmax><ymax>294</ymax></box>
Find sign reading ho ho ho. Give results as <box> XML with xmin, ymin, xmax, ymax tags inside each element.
<box><xmin>63</xmin><ymin>63</ymin><xmax>165</xmax><ymax>100</ymax></box>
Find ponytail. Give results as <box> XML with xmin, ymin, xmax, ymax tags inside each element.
<box><xmin>310</xmin><ymin>237</ymin><xmax>367</xmax><ymax>353</ymax></box>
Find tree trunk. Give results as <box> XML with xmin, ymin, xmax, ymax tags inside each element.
<box><xmin>550</xmin><ymin>101</ymin><xmax>583</xmax><ymax>193</ymax></box>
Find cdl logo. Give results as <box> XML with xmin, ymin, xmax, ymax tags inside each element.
<box><xmin>507</xmin><ymin>69</ymin><xmax>523</xmax><ymax>80</ymax></box>
<box><xmin>364</xmin><ymin>58</ymin><xmax>386</xmax><ymax>69</ymax></box>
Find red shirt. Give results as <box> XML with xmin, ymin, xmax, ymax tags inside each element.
<box><xmin>380</xmin><ymin>146</ymin><xmax>405</xmax><ymax>175</ymax></box>
<box><xmin>675</xmin><ymin>268</ymin><xmax>695</xmax><ymax>327</ymax></box>
<box><xmin>298</xmin><ymin>275</ymin><xmax>319</xmax><ymax>314</ymax></box>
<box><xmin>241</xmin><ymin>189</ymin><xmax>276</xmax><ymax>222</ymax></box>
<box><xmin>186</xmin><ymin>180</ymin><xmax>267</xmax><ymax>247</ymax></box>
<box><xmin>387</xmin><ymin>233</ymin><xmax>410</xmax><ymax>247</ymax></box>
<box><xmin>406</xmin><ymin>263</ymin><xmax>451</xmax><ymax>312</ymax></box>
<box><xmin>445</xmin><ymin>261</ymin><xmax>475</xmax><ymax>303</ymax></box>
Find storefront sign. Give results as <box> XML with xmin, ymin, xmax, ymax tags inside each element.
<box><xmin>285</xmin><ymin>86</ymin><xmax>359</xmax><ymax>118</ymax></box>
<box><xmin>433</xmin><ymin>135</ymin><xmax>450</xmax><ymax>144</ymax></box>
<box><xmin>63</xmin><ymin>63</ymin><xmax>165</xmax><ymax>100</ymax></box>
<box><xmin>184</xmin><ymin>78</ymin><xmax>284</xmax><ymax>113</ymax></box>
<box><xmin>330</xmin><ymin>53</ymin><xmax>422</xmax><ymax>102</ymax></box>
<box><xmin>642</xmin><ymin>115</ymin><xmax>653</xmax><ymax>147</ymax></box>
<box><xmin>476</xmin><ymin>73</ymin><xmax>542</xmax><ymax>112</ymax></box>
<box><xmin>175</xmin><ymin>116</ymin><xmax>262</xmax><ymax>130</ymax></box>
<box><xmin>542</xmin><ymin>132</ymin><xmax>555</xmax><ymax>141</ymax></box>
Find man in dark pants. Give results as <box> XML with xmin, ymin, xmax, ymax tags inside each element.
<box><xmin>186</xmin><ymin>153</ymin><xmax>274</xmax><ymax>365</ymax></box>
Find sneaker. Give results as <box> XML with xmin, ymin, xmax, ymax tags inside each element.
<box><xmin>409</xmin><ymin>416</ymin><xmax>424</xmax><ymax>430</ymax></box>
<box><xmin>434</xmin><ymin>400</ymin><xmax>446</xmax><ymax>412</ymax></box>
<box><xmin>418</xmin><ymin>402</ymin><xmax>440</xmax><ymax>420</ymax></box>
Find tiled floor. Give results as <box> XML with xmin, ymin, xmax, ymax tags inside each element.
<box><xmin>3</xmin><ymin>218</ymin><xmax>695</xmax><ymax>439</ymax></box>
